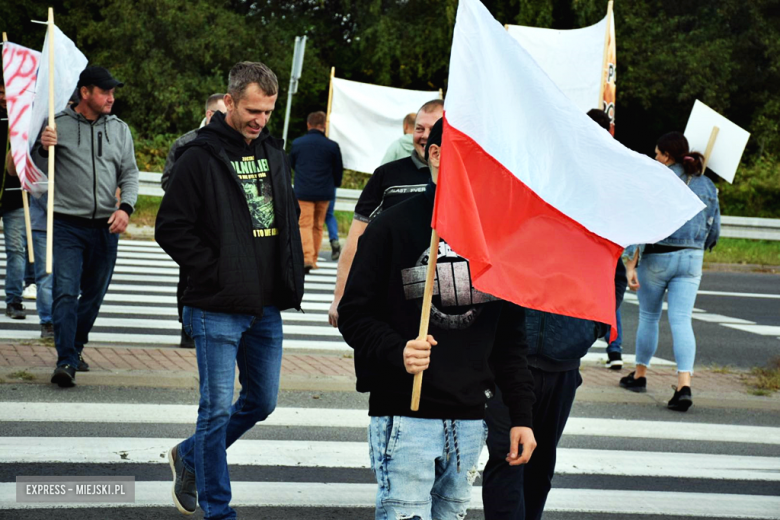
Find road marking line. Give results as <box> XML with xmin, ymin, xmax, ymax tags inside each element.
<box><xmin>721</xmin><ymin>324</ymin><xmax>780</xmax><ymax>336</ymax></box>
<box><xmin>4</xmin><ymin>404</ymin><xmax>779</xmax><ymax>445</ymax></box>
<box><xmin>1</xmin><ymin>438</ymin><xmax>778</xmax><ymax>481</ymax></box>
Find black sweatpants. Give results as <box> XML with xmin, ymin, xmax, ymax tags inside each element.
<box><xmin>483</xmin><ymin>366</ymin><xmax>582</xmax><ymax>520</ymax></box>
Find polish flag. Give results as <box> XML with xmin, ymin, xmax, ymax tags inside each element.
<box><xmin>433</xmin><ymin>0</ymin><xmax>705</xmax><ymax>332</ymax></box>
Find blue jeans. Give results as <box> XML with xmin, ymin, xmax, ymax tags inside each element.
<box><xmin>635</xmin><ymin>249</ymin><xmax>703</xmax><ymax>373</ymax></box>
<box><xmin>2</xmin><ymin>208</ymin><xmax>26</xmax><ymax>305</ymax></box>
<box><xmin>325</xmin><ymin>198</ymin><xmax>338</xmax><ymax>242</ymax></box>
<box><xmin>605</xmin><ymin>307</ymin><xmax>623</xmax><ymax>354</ymax></box>
<box><xmin>32</xmin><ymin>230</ymin><xmax>52</xmax><ymax>324</ymax></box>
<box><xmin>179</xmin><ymin>306</ymin><xmax>284</xmax><ymax>520</ymax></box>
<box><xmin>52</xmin><ymin>219</ymin><xmax>118</xmax><ymax>368</ymax></box>
<box><xmin>368</xmin><ymin>416</ymin><xmax>486</xmax><ymax>520</ymax></box>
<box><xmin>483</xmin><ymin>368</ymin><xmax>581</xmax><ymax>520</ymax></box>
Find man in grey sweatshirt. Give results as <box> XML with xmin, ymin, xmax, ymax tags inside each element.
<box><xmin>33</xmin><ymin>66</ymin><xmax>139</xmax><ymax>387</ymax></box>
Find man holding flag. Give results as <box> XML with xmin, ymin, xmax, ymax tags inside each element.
<box><xmin>33</xmin><ymin>66</ymin><xmax>139</xmax><ymax>387</ymax></box>
<box><xmin>339</xmin><ymin>118</ymin><xmax>537</xmax><ymax>519</ymax></box>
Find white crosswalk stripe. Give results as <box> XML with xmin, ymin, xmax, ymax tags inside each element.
<box><xmin>1</xmin><ymin>401</ymin><xmax>779</xmax><ymax>517</ymax></box>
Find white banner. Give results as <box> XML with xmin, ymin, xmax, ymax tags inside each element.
<box><xmin>25</xmin><ymin>25</ymin><xmax>88</xmax><ymax>196</ymax></box>
<box><xmin>328</xmin><ymin>77</ymin><xmax>438</xmax><ymax>174</ymax></box>
<box><xmin>506</xmin><ymin>16</ymin><xmax>607</xmax><ymax>113</ymax></box>
<box><xmin>2</xmin><ymin>42</ymin><xmax>41</xmax><ymax>186</ymax></box>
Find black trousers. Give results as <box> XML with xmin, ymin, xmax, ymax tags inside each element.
<box><xmin>483</xmin><ymin>366</ymin><xmax>582</xmax><ymax>520</ymax></box>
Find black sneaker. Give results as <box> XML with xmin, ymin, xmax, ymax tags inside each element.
<box><xmin>5</xmin><ymin>302</ymin><xmax>25</xmax><ymax>320</ymax></box>
<box><xmin>619</xmin><ymin>371</ymin><xmax>646</xmax><ymax>393</ymax></box>
<box><xmin>668</xmin><ymin>386</ymin><xmax>693</xmax><ymax>412</ymax></box>
<box><xmin>77</xmin><ymin>354</ymin><xmax>90</xmax><ymax>372</ymax></box>
<box><xmin>169</xmin><ymin>444</ymin><xmax>197</xmax><ymax>515</ymax></box>
<box><xmin>330</xmin><ymin>239</ymin><xmax>341</xmax><ymax>261</ymax></box>
<box><xmin>606</xmin><ymin>351</ymin><xmax>623</xmax><ymax>370</ymax></box>
<box><xmin>180</xmin><ymin>329</ymin><xmax>195</xmax><ymax>349</ymax></box>
<box><xmin>304</xmin><ymin>265</ymin><xmax>313</xmax><ymax>275</ymax></box>
<box><xmin>40</xmin><ymin>323</ymin><xmax>54</xmax><ymax>339</ymax></box>
<box><xmin>51</xmin><ymin>365</ymin><xmax>76</xmax><ymax>388</ymax></box>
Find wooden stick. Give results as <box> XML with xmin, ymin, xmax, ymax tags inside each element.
<box><xmin>439</xmin><ymin>88</ymin><xmax>444</xmax><ymax>100</ymax></box>
<box><xmin>2</xmin><ymin>32</ymin><xmax>34</xmax><ymax>262</ymax></box>
<box><xmin>597</xmin><ymin>0</ymin><xmax>614</xmax><ymax>108</ymax></box>
<box><xmin>702</xmin><ymin>126</ymin><xmax>719</xmax><ymax>173</ymax></box>
<box><xmin>325</xmin><ymin>67</ymin><xmax>335</xmax><ymax>137</ymax></box>
<box><xmin>45</xmin><ymin>7</ymin><xmax>55</xmax><ymax>274</ymax></box>
<box><xmin>410</xmin><ymin>229</ymin><xmax>440</xmax><ymax>411</ymax></box>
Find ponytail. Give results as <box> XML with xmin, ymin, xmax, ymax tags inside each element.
<box><xmin>657</xmin><ymin>131</ymin><xmax>704</xmax><ymax>176</ymax></box>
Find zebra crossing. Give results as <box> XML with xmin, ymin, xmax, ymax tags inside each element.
<box><xmin>1</xmin><ymin>395</ymin><xmax>780</xmax><ymax>518</ymax></box>
<box><xmin>0</xmin><ymin>236</ymin><xmax>674</xmax><ymax>365</ymax></box>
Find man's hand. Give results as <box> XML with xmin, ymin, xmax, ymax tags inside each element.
<box><xmin>506</xmin><ymin>426</ymin><xmax>536</xmax><ymax>466</ymax></box>
<box><xmin>403</xmin><ymin>335</ymin><xmax>437</xmax><ymax>375</ymax></box>
<box><xmin>108</xmin><ymin>209</ymin><xmax>130</xmax><ymax>234</ymax></box>
<box><xmin>627</xmin><ymin>267</ymin><xmax>640</xmax><ymax>291</ymax></box>
<box><xmin>41</xmin><ymin>126</ymin><xmax>58</xmax><ymax>150</ymax></box>
<box><xmin>328</xmin><ymin>297</ymin><xmax>340</xmax><ymax>327</ymax></box>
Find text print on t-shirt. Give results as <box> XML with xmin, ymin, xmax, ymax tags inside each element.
<box><xmin>232</xmin><ymin>156</ymin><xmax>277</xmax><ymax>238</ymax></box>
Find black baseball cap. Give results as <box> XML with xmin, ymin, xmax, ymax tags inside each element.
<box><xmin>77</xmin><ymin>66</ymin><xmax>124</xmax><ymax>90</ymax></box>
<box><xmin>425</xmin><ymin>117</ymin><xmax>444</xmax><ymax>162</ymax></box>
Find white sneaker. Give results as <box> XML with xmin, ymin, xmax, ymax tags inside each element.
<box><xmin>22</xmin><ymin>284</ymin><xmax>37</xmax><ymax>300</ymax></box>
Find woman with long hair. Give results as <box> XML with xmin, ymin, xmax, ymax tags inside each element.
<box><xmin>619</xmin><ymin>131</ymin><xmax>721</xmax><ymax>411</ymax></box>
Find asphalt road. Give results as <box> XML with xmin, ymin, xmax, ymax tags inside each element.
<box><xmin>618</xmin><ymin>270</ymin><xmax>780</xmax><ymax>369</ymax></box>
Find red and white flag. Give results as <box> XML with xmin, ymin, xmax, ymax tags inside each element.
<box><xmin>433</xmin><ymin>0</ymin><xmax>705</xmax><ymax>332</ymax></box>
<box><xmin>2</xmin><ymin>42</ymin><xmax>41</xmax><ymax>187</ymax></box>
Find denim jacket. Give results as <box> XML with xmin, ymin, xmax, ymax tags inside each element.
<box><xmin>624</xmin><ymin>163</ymin><xmax>721</xmax><ymax>260</ymax></box>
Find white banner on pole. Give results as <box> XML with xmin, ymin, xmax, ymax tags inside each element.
<box><xmin>684</xmin><ymin>100</ymin><xmax>750</xmax><ymax>184</ymax></box>
<box><xmin>2</xmin><ymin>42</ymin><xmax>41</xmax><ymax>187</ymax></box>
<box><xmin>329</xmin><ymin>78</ymin><xmax>438</xmax><ymax>174</ymax></box>
<box><xmin>25</xmin><ymin>25</ymin><xmax>87</xmax><ymax>197</ymax></box>
<box><xmin>506</xmin><ymin>16</ymin><xmax>607</xmax><ymax>113</ymax></box>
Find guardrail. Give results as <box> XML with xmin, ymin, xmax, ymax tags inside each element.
<box><xmin>141</xmin><ymin>172</ymin><xmax>780</xmax><ymax>240</ymax></box>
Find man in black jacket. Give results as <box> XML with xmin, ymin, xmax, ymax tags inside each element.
<box><xmin>155</xmin><ymin>61</ymin><xmax>304</xmax><ymax>520</ymax></box>
<box><xmin>339</xmin><ymin>118</ymin><xmax>536</xmax><ymax>519</ymax></box>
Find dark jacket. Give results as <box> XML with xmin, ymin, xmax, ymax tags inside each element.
<box><xmin>289</xmin><ymin>129</ymin><xmax>343</xmax><ymax>201</ymax></box>
<box><xmin>339</xmin><ymin>182</ymin><xmax>535</xmax><ymax>428</ymax></box>
<box><xmin>525</xmin><ymin>259</ymin><xmax>628</xmax><ymax>371</ymax></box>
<box><xmin>161</xmin><ymin>128</ymin><xmax>199</xmax><ymax>192</ymax></box>
<box><xmin>155</xmin><ymin>112</ymin><xmax>304</xmax><ymax>315</ymax></box>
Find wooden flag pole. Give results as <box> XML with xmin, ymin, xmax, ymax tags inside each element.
<box><xmin>325</xmin><ymin>67</ymin><xmax>335</xmax><ymax>137</ymax></box>
<box><xmin>439</xmin><ymin>88</ymin><xmax>444</xmax><ymax>100</ymax></box>
<box><xmin>702</xmin><ymin>126</ymin><xmax>719</xmax><ymax>173</ymax></box>
<box><xmin>2</xmin><ymin>32</ymin><xmax>35</xmax><ymax>263</ymax></box>
<box><xmin>597</xmin><ymin>0</ymin><xmax>614</xmax><ymax>108</ymax></box>
<box><xmin>45</xmin><ymin>7</ymin><xmax>55</xmax><ymax>274</ymax></box>
<box><xmin>410</xmin><ymin>229</ymin><xmax>440</xmax><ymax>411</ymax></box>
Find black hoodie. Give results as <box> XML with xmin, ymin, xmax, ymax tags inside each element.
<box><xmin>338</xmin><ymin>182</ymin><xmax>535</xmax><ymax>427</ymax></box>
<box><xmin>155</xmin><ymin>112</ymin><xmax>304</xmax><ymax>316</ymax></box>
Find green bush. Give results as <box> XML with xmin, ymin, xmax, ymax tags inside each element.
<box><xmin>718</xmin><ymin>156</ymin><xmax>780</xmax><ymax>218</ymax></box>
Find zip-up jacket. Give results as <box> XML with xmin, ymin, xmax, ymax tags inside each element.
<box><xmin>524</xmin><ymin>259</ymin><xmax>627</xmax><ymax>371</ymax></box>
<box><xmin>339</xmin><ymin>182</ymin><xmax>535</xmax><ymax>428</ymax></box>
<box><xmin>155</xmin><ymin>112</ymin><xmax>304</xmax><ymax>316</ymax></box>
<box><xmin>32</xmin><ymin>105</ymin><xmax>139</xmax><ymax>220</ymax></box>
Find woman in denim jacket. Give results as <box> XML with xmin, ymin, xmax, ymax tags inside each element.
<box><xmin>619</xmin><ymin>132</ymin><xmax>721</xmax><ymax>411</ymax></box>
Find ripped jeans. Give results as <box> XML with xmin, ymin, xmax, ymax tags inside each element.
<box><xmin>368</xmin><ymin>416</ymin><xmax>487</xmax><ymax>520</ymax></box>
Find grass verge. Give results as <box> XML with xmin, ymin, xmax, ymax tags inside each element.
<box><xmin>704</xmin><ymin>238</ymin><xmax>780</xmax><ymax>266</ymax></box>
<box><xmin>8</xmin><ymin>370</ymin><xmax>35</xmax><ymax>381</ymax></box>
<box><xmin>744</xmin><ymin>358</ymin><xmax>780</xmax><ymax>396</ymax></box>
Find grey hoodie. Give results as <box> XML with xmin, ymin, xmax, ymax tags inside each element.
<box><xmin>33</xmin><ymin>105</ymin><xmax>139</xmax><ymax>220</ymax></box>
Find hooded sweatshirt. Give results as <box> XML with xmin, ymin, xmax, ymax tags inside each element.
<box><xmin>32</xmin><ymin>105</ymin><xmax>139</xmax><ymax>221</ymax></box>
<box><xmin>338</xmin><ymin>182</ymin><xmax>535</xmax><ymax>428</ymax></box>
<box><xmin>155</xmin><ymin>112</ymin><xmax>304</xmax><ymax>316</ymax></box>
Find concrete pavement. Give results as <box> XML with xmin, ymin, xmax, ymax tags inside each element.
<box><xmin>1</xmin><ymin>339</ymin><xmax>778</xmax><ymax>411</ymax></box>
